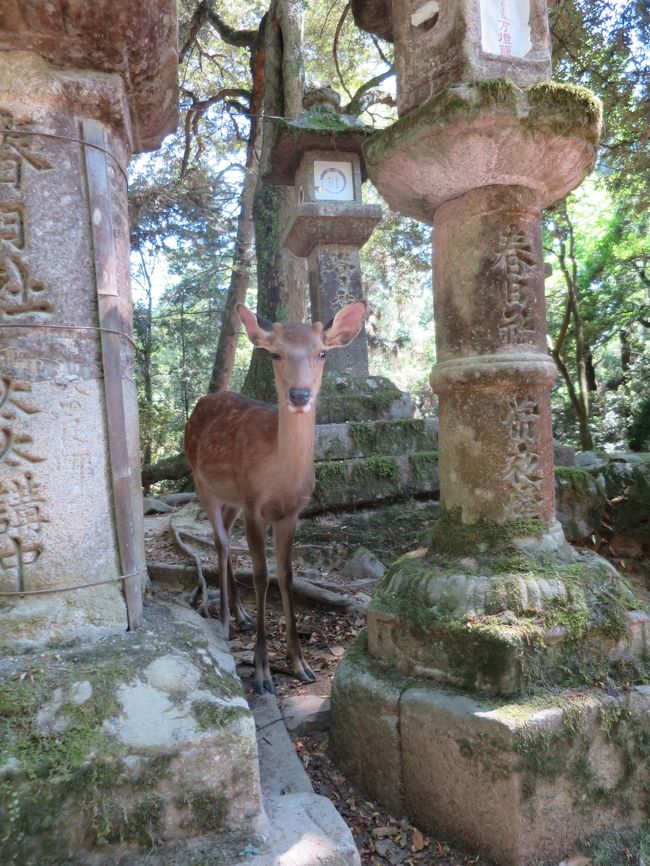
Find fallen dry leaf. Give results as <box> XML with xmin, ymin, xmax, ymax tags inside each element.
<box><xmin>412</xmin><ymin>827</ymin><xmax>425</xmax><ymax>851</ymax></box>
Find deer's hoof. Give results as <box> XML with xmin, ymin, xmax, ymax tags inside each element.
<box><xmin>297</xmin><ymin>665</ymin><xmax>316</xmax><ymax>684</ymax></box>
<box><xmin>236</xmin><ymin>611</ymin><xmax>255</xmax><ymax>631</ymax></box>
<box><xmin>254</xmin><ymin>677</ymin><xmax>275</xmax><ymax>695</ymax></box>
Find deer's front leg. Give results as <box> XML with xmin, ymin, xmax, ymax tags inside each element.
<box><xmin>245</xmin><ymin>510</ymin><xmax>273</xmax><ymax>694</ymax></box>
<box><xmin>274</xmin><ymin>514</ymin><xmax>315</xmax><ymax>684</ymax></box>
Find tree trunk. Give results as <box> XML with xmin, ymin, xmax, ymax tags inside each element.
<box><xmin>242</xmin><ymin>0</ymin><xmax>306</xmax><ymax>401</ymax></box>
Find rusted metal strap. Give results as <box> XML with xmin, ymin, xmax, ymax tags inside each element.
<box><xmin>0</xmin><ymin>322</ymin><xmax>137</xmax><ymax>350</ymax></box>
<box><xmin>82</xmin><ymin>118</ymin><xmax>144</xmax><ymax>631</ymax></box>
<box><xmin>0</xmin><ymin>568</ymin><xmax>147</xmax><ymax>597</ymax></box>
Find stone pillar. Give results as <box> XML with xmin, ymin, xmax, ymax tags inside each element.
<box><xmin>0</xmin><ymin>6</ymin><xmax>178</xmax><ymax>647</ymax></box>
<box><xmin>308</xmin><ymin>245</ymin><xmax>369</xmax><ymax>375</ymax></box>
<box><xmin>431</xmin><ymin>184</ymin><xmax>557</xmax><ymax>524</ymax></box>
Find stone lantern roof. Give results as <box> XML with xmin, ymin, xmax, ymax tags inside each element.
<box><xmin>263</xmin><ymin>102</ymin><xmax>375</xmax><ymax>185</ymax></box>
<box><xmin>0</xmin><ymin>0</ymin><xmax>179</xmax><ymax>152</ymax></box>
<box><xmin>350</xmin><ymin>0</ymin><xmax>394</xmax><ymax>41</ymax></box>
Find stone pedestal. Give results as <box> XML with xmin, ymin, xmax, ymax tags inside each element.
<box><xmin>308</xmin><ymin>246</ymin><xmax>369</xmax><ymax>375</ymax></box>
<box><xmin>0</xmin><ymin>2</ymin><xmax>178</xmax><ymax>647</ymax></box>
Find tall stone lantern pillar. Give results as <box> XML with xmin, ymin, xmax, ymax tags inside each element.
<box><xmin>332</xmin><ymin>2</ymin><xmax>650</xmax><ymax>862</ymax></box>
<box><xmin>265</xmin><ymin>96</ymin><xmax>382</xmax><ymax>375</ymax></box>
<box><xmin>0</xmin><ymin>3</ymin><xmax>178</xmax><ymax>646</ymax></box>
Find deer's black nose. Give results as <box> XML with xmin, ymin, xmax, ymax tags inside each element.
<box><xmin>289</xmin><ymin>387</ymin><xmax>311</xmax><ymax>406</ymax></box>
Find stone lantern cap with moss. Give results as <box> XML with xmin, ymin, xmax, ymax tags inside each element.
<box><xmin>351</xmin><ymin>0</ymin><xmax>552</xmax><ymax>116</ymax></box>
<box><xmin>0</xmin><ymin>0</ymin><xmax>178</xmax><ymax>152</ymax></box>
<box><xmin>264</xmin><ymin>100</ymin><xmax>382</xmax><ymax>258</ymax></box>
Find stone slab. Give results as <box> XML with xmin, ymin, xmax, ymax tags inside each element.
<box><xmin>330</xmin><ymin>633</ymin><xmax>650</xmax><ymax>866</ymax></box>
<box><xmin>330</xmin><ymin>633</ymin><xmax>404</xmax><ymax>817</ymax></box>
<box><xmin>0</xmin><ymin>599</ymin><xmax>265</xmax><ymax>864</ymax></box>
<box><xmin>315</xmin><ymin>418</ymin><xmax>438</xmax><ymax>460</ymax></box>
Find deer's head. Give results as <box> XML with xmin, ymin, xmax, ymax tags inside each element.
<box><xmin>237</xmin><ymin>300</ymin><xmax>368</xmax><ymax>414</ymax></box>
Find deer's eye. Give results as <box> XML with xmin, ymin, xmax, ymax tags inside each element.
<box><xmin>317</xmin><ymin>350</ymin><xmax>327</xmax><ymax>360</ymax></box>
<box><xmin>270</xmin><ymin>353</ymin><xmax>282</xmax><ymax>361</ymax></box>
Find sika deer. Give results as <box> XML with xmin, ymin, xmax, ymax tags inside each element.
<box><xmin>184</xmin><ymin>300</ymin><xmax>368</xmax><ymax>694</ymax></box>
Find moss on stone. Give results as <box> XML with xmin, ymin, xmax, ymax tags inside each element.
<box><xmin>317</xmin><ymin>375</ymin><xmax>403</xmax><ymax>423</ymax></box>
<box><xmin>429</xmin><ymin>506</ymin><xmax>548</xmax><ymax>556</ymax></box>
<box><xmin>526</xmin><ymin>81</ymin><xmax>603</xmax><ymax>144</ymax></box>
<box><xmin>353</xmin><ymin>455</ymin><xmax>400</xmax><ymax>482</ymax></box>
<box><xmin>364</xmin><ymin>79</ymin><xmax>602</xmax><ymax>169</ymax></box>
<box><xmin>554</xmin><ymin>466</ymin><xmax>593</xmax><ymax>491</ymax></box>
<box><xmin>408</xmin><ymin>450</ymin><xmax>439</xmax><ymax>482</ymax></box>
<box><xmin>192</xmin><ymin>700</ymin><xmax>248</xmax><ymax>731</ymax></box>
<box><xmin>348</xmin><ymin>418</ymin><xmax>435</xmax><ymax>457</ymax></box>
<box><xmin>176</xmin><ymin>788</ymin><xmax>228</xmax><ymax>833</ymax></box>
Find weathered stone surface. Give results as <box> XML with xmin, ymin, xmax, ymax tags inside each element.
<box><xmin>315</xmin><ymin>418</ymin><xmax>438</xmax><ymax>461</ymax></box>
<box><xmin>309</xmin><ymin>451</ymin><xmax>439</xmax><ymax>514</ymax></box>
<box><xmin>281</xmin><ymin>694</ymin><xmax>332</xmax><ymax>735</ymax></box>
<box><xmin>431</xmin><ymin>185</ymin><xmax>557</xmax><ymax>524</ymax></box>
<box><xmin>0</xmin><ymin>1</ymin><xmax>178</xmax><ymax>152</ymax></box>
<box><xmin>554</xmin><ymin>441</ymin><xmax>576</xmax><ymax>467</ymax></box>
<box><xmin>284</xmin><ymin>206</ymin><xmax>382</xmax><ymax>257</ymax></box>
<box><xmin>308</xmin><ymin>246</ymin><xmax>371</xmax><ymax>376</ymax></box>
<box><xmin>330</xmin><ymin>633</ymin><xmax>405</xmax><ymax>817</ymax></box>
<box><xmin>364</xmin><ymin>81</ymin><xmax>602</xmax><ymax>223</ymax></box>
<box><xmin>554</xmin><ymin>467</ymin><xmax>607</xmax><ymax>542</ymax></box>
<box><xmin>317</xmin><ymin>375</ymin><xmax>412</xmax><ymax>424</ymax></box>
<box><xmin>264</xmin><ymin>108</ymin><xmax>373</xmax><ymax>186</ymax></box>
<box><xmin>367</xmin><ymin>536</ymin><xmax>642</xmax><ymax>696</ymax></box>
<box><xmin>343</xmin><ymin>547</ymin><xmax>386</xmax><ymax>581</ymax></box>
<box><xmin>391</xmin><ymin>0</ymin><xmax>551</xmax><ymax>115</ymax></box>
<box><xmin>0</xmin><ymin>52</ymin><xmax>148</xmax><ymax>644</ymax></box>
<box><xmin>599</xmin><ymin>457</ymin><xmax>650</xmax><ymax>544</ymax></box>
<box><xmin>332</xmin><ymin>635</ymin><xmax>650</xmax><ymax>866</ymax></box>
<box><xmin>0</xmin><ymin>600</ymin><xmax>265</xmax><ymax>864</ymax></box>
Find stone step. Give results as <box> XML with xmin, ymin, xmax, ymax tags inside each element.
<box><xmin>315</xmin><ymin>417</ymin><xmax>438</xmax><ymax>460</ymax></box>
<box><xmin>307</xmin><ymin>451</ymin><xmax>440</xmax><ymax>514</ymax></box>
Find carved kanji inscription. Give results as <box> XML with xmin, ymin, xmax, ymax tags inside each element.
<box><xmin>500</xmin><ymin>394</ymin><xmax>545</xmax><ymax>519</ymax></box>
<box><xmin>491</xmin><ymin>223</ymin><xmax>536</xmax><ymax>347</ymax></box>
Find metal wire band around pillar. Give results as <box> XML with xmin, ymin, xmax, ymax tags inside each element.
<box><xmin>0</xmin><ymin>568</ymin><xmax>147</xmax><ymax>597</ymax></box>
<box><xmin>0</xmin><ymin>322</ymin><xmax>137</xmax><ymax>351</ymax></box>
<box><xmin>1</xmin><ymin>127</ymin><xmax>129</xmax><ymax>183</ymax></box>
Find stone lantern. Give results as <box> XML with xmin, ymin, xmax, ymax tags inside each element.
<box><xmin>266</xmin><ymin>97</ymin><xmax>382</xmax><ymax>375</ymax></box>
<box><xmin>353</xmin><ymin>0</ymin><xmax>552</xmax><ymax>115</ymax></box>
<box><xmin>331</xmin><ymin>2</ymin><xmax>650</xmax><ymax>863</ymax></box>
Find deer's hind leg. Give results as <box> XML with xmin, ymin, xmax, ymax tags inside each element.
<box><xmin>222</xmin><ymin>505</ymin><xmax>253</xmax><ymax>629</ymax></box>
<box><xmin>196</xmin><ymin>482</ymin><xmax>232</xmax><ymax>636</ymax></box>
<box><xmin>274</xmin><ymin>513</ymin><xmax>315</xmax><ymax>684</ymax></box>
<box><xmin>245</xmin><ymin>509</ymin><xmax>273</xmax><ymax>694</ymax></box>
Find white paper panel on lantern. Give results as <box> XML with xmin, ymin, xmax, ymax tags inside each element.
<box><xmin>313</xmin><ymin>160</ymin><xmax>354</xmax><ymax>202</ymax></box>
<box><xmin>480</xmin><ymin>0</ymin><xmax>532</xmax><ymax>58</ymax></box>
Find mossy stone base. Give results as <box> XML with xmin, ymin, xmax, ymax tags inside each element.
<box><xmin>307</xmin><ymin>450</ymin><xmax>439</xmax><ymax>515</ymax></box>
<box><xmin>0</xmin><ymin>601</ymin><xmax>263</xmax><ymax>865</ymax></box>
<box><xmin>368</xmin><ymin>518</ymin><xmax>644</xmax><ymax>696</ymax></box>
<box><xmin>316</xmin><ymin>375</ymin><xmax>411</xmax><ymax>423</ymax></box>
<box><xmin>331</xmin><ymin>632</ymin><xmax>650</xmax><ymax>866</ymax></box>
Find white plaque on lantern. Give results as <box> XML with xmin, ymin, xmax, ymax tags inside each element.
<box><xmin>480</xmin><ymin>0</ymin><xmax>532</xmax><ymax>58</ymax></box>
<box><xmin>313</xmin><ymin>160</ymin><xmax>354</xmax><ymax>202</ymax></box>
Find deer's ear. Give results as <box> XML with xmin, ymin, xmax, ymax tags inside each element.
<box><xmin>237</xmin><ymin>303</ymin><xmax>274</xmax><ymax>348</ymax></box>
<box><xmin>322</xmin><ymin>300</ymin><xmax>368</xmax><ymax>348</ymax></box>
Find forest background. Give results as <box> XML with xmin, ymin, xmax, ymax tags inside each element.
<box><xmin>129</xmin><ymin>0</ymin><xmax>650</xmax><ymax>486</ymax></box>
